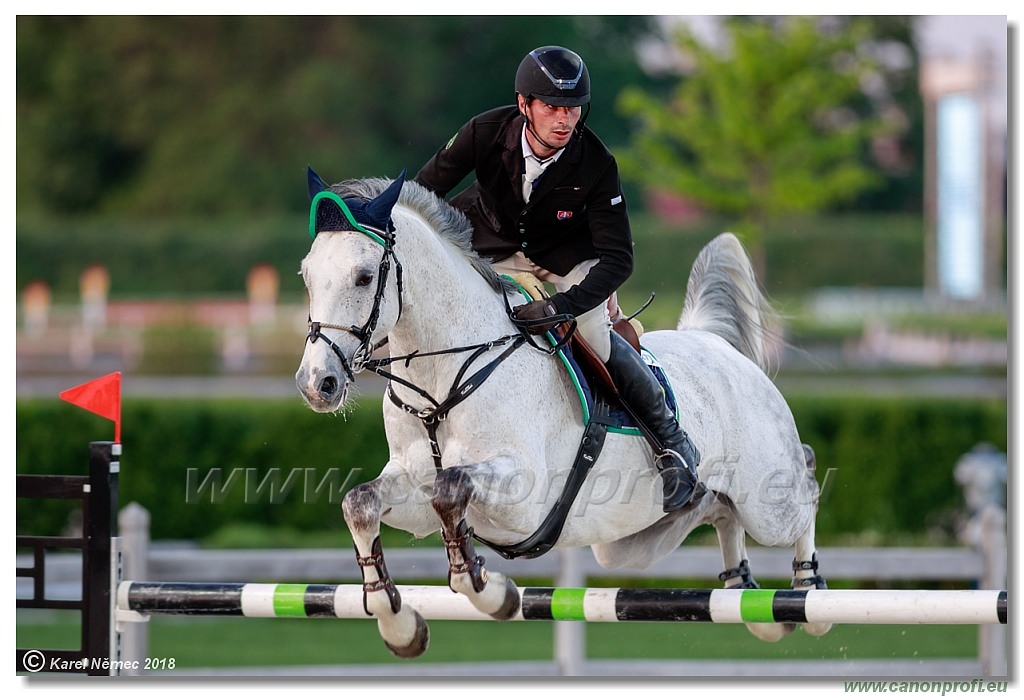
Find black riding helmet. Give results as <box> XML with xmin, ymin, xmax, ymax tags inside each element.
<box><xmin>514</xmin><ymin>46</ymin><xmax>591</xmax><ymax>107</ymax></box>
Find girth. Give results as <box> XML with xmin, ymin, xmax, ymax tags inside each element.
<box><xmin>473</xmin><ymin>399</ymin><xmax>614</xmax><ymax>560</ymax></box>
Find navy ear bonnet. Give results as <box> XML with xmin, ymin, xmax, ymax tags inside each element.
<box><xmin>307</xmin><ymin>166</ymin><xmax>406</xmax><ymax>242</ymax></box>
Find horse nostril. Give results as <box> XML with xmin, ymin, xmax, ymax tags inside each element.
<box><xmin>320</xmin><ymin>376</ymin><xmax>338</xmax><ymax>398</ymax></box>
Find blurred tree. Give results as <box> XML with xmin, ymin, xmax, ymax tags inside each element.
<box><xmin>617</xmin><ymin>16</ymin><xmax>905</xmax><ymax>273</ymax></box>
<box><xmin>16</xmin><ymin>16</ymin><xmax>660</xmax><ymax>219</ymax></box>
<box><xmin>846</xmin><ymin>16</ymin><xmax>924</xmax><ymax>213</ymax></box>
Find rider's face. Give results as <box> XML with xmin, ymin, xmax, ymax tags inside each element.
<box><xmin>518</xmin><ymin>96</ymin><xmax>582</xmax><ymax>156</ymax></box>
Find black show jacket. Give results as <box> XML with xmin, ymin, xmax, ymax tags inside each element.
<box><xmin>414</xmin><ymin>105</ymin><xmax>634</xmax><ymax>317</ymax></box>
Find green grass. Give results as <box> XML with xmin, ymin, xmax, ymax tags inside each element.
<box><xmin>18</xmin><ymin>610</ymin><xmax>978</xmax><ymax>671</ymax></box>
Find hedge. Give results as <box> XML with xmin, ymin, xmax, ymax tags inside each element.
<box><xmin>787</xmin><ymin>396</ymin><xmax>1006</xmax><ymax>538</ymax></box>
<box><xmin>16</xmin><ymin>395</ymin><xmax>1005</xmax><ymax>543</ymax></box>
<box><xmin>17</xmin><ymin>212</ymin><xmax>927</xmax><ymax>303</ymax></box>
<box><xmin>16</xmin><ymin>398</ymin><xmax>389</xmax><ymax>541</ymax></box>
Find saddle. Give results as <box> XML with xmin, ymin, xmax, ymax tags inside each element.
<box><xmin>571</xmin><ymin>316</ymin><xmax>640</xmax><ymax>402</ymax></box>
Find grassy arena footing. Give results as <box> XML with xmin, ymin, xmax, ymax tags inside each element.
<box><xmin>16</xmin><ymin>611</ymin><xmax>980</xmax><ymax>669</ymax></box>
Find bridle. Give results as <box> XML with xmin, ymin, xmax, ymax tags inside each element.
<box><xmin>305</xmin><ymin>221</ymin><xmax>403</xmax><ymax>383</ymax></box>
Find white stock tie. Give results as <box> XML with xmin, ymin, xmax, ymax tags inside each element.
<box><xmin>523</xmin><ymin>155</ymin><xmax>549</xmax><ymax>202</ymax></box>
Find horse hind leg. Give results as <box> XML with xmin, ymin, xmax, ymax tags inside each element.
<box><xmin>714</xmin><ymin>510</ymin><xmax>795</xmax><ymax>643</ymax></box>
<box><xmin>342</xmin><ymin>481</ymin><xmax>429</xmax><ymax>658</ymax></box>
<box><xmin>792</xmin><ymin>443</ymin><xmax>832</xmax><ymax>637</ymax></box>
<box><xmin>431</xmin><ymin>467</ymin><xmax>520</xmax><ymax>620</ymax></box>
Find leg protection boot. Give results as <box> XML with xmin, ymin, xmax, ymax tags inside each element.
<box><xmin>605</xmin><ymin>333</ymin><xmax>707</xmax><ymax>512</ymax></box>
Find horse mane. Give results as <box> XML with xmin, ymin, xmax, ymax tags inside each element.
<box><xmin>331</xmin><ymin>177</ymin><xmax>517</xmax><ymax>296</ymax></box>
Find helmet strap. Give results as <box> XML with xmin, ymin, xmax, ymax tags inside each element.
<box><xmin>525</xmin><ymin>119</ymin><xmax>561</xmax><ymax>156</ymax></box>
<box><xmin>574</xmin><ymin>103</ymin><xmax>591</xmax><ymax>142</ymax></box>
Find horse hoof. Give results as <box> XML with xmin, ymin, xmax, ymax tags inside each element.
<box><xmin>745</xmin><ymin>621</ymin><xmax>795</xmax><ymax>643</ymax></box>
<box><xmin>488</xmin><ymin>576</ymin><xmax>521</xmax><ymax>621</ymax></box>
<box><xmin>379</xmin><ymin>609</ymin><xmax>430</xmax><ymax>659</ymax></box>
<box><xmin>802</xmin><ymin>621</ymin><xmax>833</xmax><ymax>637</ymax></box>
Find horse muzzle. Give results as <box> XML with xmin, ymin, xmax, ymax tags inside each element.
<box><xmin>297</xmin><ymin>318</ymin><xmax>365</xmax><ymax>411</ymax></box>
<box><xmin>296</xmin><ymin>355</ymin><xmax>353</xmax><ymax>412</ymax></box>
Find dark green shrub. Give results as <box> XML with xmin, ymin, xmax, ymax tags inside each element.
<box><xmin>16</xmin><ymin>398</ymin><xmax>389</xmax><ymax>540</ymax></box>
<box><xmin>790</xmin><ymin>396</ymin><xmax>1007</xmax><ymax>537</ymax></box>
<box><xmin>17</xmin><ymin>395</ymin><xmax>1005</xmax><ymax>543</ymax></box>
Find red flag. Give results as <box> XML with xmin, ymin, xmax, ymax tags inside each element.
<box><xmin>60</xmin><ymin>372</ymin><xmax>121</xmax><ymax>442</ymax></box>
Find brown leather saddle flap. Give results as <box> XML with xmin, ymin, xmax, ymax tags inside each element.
<box><xmin>562</xmin><ymin>318</ymin><xmax>640</xmax><ymax>402</ymax></box>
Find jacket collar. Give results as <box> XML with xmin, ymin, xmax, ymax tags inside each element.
<box><xmin>501</xmin><ymin>109</ymin><xmax>583</xmax><ymax>204</ymax></box>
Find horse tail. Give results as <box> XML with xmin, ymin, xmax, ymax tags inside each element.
<box><xmin>676</xmin><ymin>232</ymin><xmax>779</xmax><ymax>373</ymax></box>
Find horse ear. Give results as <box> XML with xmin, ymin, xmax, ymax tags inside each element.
<box><xmin>307</xmin><ymin>166</ymin><xmax>329</xmax><ymax>200</ymax></box>
<box><xmin>365</xmin><ymin>169</ymin><xmax>406</xmax><ymax>229</ymax></box>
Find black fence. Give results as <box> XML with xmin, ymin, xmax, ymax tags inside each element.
<box><xmin>16</xmin><ymin>442</ymin><xmax>118</xmax><ymax>676</ymax></box>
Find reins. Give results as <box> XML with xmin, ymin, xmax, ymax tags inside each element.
<box><xmin>366</xmin><ymin>292</ymin><xmax>575</xmax><ymax>473</ymax></box>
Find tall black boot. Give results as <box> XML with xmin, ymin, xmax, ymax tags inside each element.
<box><xmin>605</xmin><ymin>333</ymin><xmax>707</xmax><ymax>512</ymax></box>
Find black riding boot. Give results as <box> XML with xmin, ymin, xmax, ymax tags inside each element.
<box><xmin>605</xmin><ymin>333</ymin><xmax>707</xmax><ymax>512</ymax></box>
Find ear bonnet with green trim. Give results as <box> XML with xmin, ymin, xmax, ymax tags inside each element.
<box><xmin>307</xmin><ymin>166</ymin><xmax>406</xmax><ymax>241</ymax></box>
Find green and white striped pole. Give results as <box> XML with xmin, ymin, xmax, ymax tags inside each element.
<box><xmin>118</xmin><ymin>582</ymin><xmax>1007</xmax><ymax>625</ymax></box>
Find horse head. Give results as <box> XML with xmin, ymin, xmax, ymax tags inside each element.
<box><xmin>296</xmin><ymin>167</ymin><xmax>406</xmax><ymax>412</ymax></box>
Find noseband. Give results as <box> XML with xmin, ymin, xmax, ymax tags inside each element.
<box><xmin>305</xmin><ymin>225</ymin><xmax>404</xmax><ymax>380</ymax></box>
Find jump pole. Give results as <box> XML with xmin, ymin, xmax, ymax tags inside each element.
<box><xmin>118</xmin><ymin>582</ymin><xmax>1007</xmax><ymax>626</ymax></box>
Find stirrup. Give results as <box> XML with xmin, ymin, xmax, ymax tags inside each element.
<box><xmin>654</xmin><ymin>447</ymin><xmax>694</xmax><ymax>474</ymax></box>
<box><xmin>655</xmin><ymin>448</ymin><xmax>706</xmax><ymax>512</ymax></box>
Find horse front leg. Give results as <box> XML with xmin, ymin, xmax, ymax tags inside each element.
<box><xmin>431</xmin><ymin>467</ymin><xmax>520</xmax><ymax>620</ymax></box>
<box><xmin>342</xmin><ymin>478</ymin><xmax>430</xmax><ymax>658</ymax></box>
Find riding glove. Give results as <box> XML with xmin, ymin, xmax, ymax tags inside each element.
<box><xmin>512</xmin><ymin>299</ymin><xmax>563</xmax><ymax>334</ymax></box>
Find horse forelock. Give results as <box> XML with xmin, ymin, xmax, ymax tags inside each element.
<box><xmin>331</xmin><ymin>178</ymin><xmax>516</xmax><ymax>296</ymax></box>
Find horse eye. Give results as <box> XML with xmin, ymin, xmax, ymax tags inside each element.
<box><xmin>355</xmin><ymin>271</ymin><xmax>374</xmax><ymax>287</ymax></box>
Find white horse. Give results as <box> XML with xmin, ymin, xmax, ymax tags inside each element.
<box><xmin>295</xmin><ymin>171</ymin><xmax>831</xmax><ymax>657</ymax></box>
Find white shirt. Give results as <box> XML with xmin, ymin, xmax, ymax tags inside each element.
<box><xmin>521</xmin><ymin>125</ymin><xmax>564</xmax><ymax>201</ymax></box>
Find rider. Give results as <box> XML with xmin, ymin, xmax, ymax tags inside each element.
<box><xmin>414</xmin><ymin>46</ymin><xmax>706</xmax><ymax>513</ymax></box>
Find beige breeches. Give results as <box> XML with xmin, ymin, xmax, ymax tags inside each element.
<box><xmin>493</xmin><ymin>252</ymin><xmax>614</xmax><ymax>362</ymax></box>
